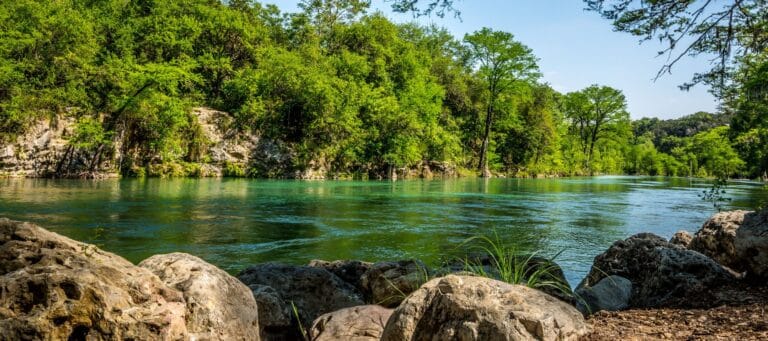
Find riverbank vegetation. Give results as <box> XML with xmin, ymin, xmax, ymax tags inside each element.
<box><xmin>0</xmin><ymin>0</ymin><xmax>764</xmax><ymax>179</ymax></box>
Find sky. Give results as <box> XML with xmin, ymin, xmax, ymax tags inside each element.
<box><xmin>272</xmin><ymin>0</ymin><xmax>720</xmax><ymax>120</ymax></box>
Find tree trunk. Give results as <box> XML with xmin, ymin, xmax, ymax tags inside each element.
<box><xmin>478</xmin><ymin>101</ymin><xmax>494</xmax><ymax>178</ymax></box>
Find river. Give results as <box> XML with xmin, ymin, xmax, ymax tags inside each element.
<box><xmin>1</xmin><ymin>176</ymin><xmax>765</xmax><ymax>285</ymax></box>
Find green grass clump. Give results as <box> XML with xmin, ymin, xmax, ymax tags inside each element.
<box><xmin>460</xmin><ymin>231</ymin><xmax>573</xmax><ymax>299</ymax></box>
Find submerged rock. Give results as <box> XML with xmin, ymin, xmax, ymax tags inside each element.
<box><xmin>237</xmin><ymin>263</ymin><xmax>364</xmax><ymax>340</ymax></box>
<box><xmin>689</xmin><ymin>210</ymin><xmax>748</xmax><ymax>269</ymax></box>
<box><xmin>735</xmin><ymin>207</ymin><xmax>768</xmax><ymax>279</ymax></box>
<box><xmin>310</xmin><ymin>305</ymin><xmax>393</xmax><ymax>341</ymax></box>
<box><xmin>583</xmin><ymin>233</ymin><xmax>736</xmax><ymax>308</ymax></box>
<box><xmin>0</xmin><ymin>218</ymin><xmax>188</xmax><ymax>340</ymax></box>
<box><xmin>575</xmin><ymin>275</ymin><xmax>632</xmax><ymax>315</ymax></box>
<box><xmin>381</xmin><ymin>275</ymin><xmax>589</xmax><ymax>341</ymax></box>
<box><xmin>139</xmin><ymin>253</ymin><xmax>260</xmax><ymax>340</ymax></box>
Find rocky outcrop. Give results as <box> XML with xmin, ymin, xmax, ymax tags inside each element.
<box><xmin>583</xmin><ymin>233</ymin><xmax>736</xmax><ymax>308</ymax></box>
<box><xmin>381</xmin><ymin>275</ymin><xmax>589</xmax><ymax>341</ymax></box>
<box><xmin>237</xmin><ymin>263</ymin><xmax>364</xmax><ymax>340</ymax></box>
<box><xmin>0</xmin><ymin>115</ymin><xmax>117</xmax><ymax>178</ymax></box>
<box><xmin>575</xmin><ymin>275</ymin><xmax>632</xmax><ymax>315</ymax></box>
<box><xmin>0</xmin><ymin>218</ymin><xmax>188</xmax><ymax>340</ymax></box>
<box><xmin>670</xmin><ymin>230</ymin><xmax>693</xmax><ymax>248</ymax></box>
<box><xmin>310</xmin><ymin>305</ymin><xmax>393</xmax><ymax>341</ymax></box>
<box><xmin>139</xmin><ymin>253</ymin><xmax>260</xmax><ymax>340</ymax></box>
<box><xmin>735</xmin><ymin>207</ymin><xmax>768</xmax><ymax>279</ymax></box>
<box><xmin>360</xmin><ymin>260</ymin><xmax>430</xmax><ymax>308</ymax></box>
<box><xmin>689</xmin><ymin>210</ymin><xmax>748</xmax><ymax>269</ymax></box>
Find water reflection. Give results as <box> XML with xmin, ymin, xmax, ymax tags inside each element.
<box><xmin>1</xmin><ymin>177</ymin><xmax>766</xmax><ymax>285</ymax></box>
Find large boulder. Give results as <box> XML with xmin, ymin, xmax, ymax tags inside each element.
<box><xmin>139</xmin><ymin>253</ymin><xmax>260</xmax><ymax>340</ymax></box>
<box><xmin>0</xmin><ymin>219</ymin><xmax>188</xmax><ymax>340</ymax></box>
<box><xmin>583</xmin><ymin>233</ymin><xmax>736</xmax><ymax>308</ymax></box>
<box><xmin>381</xmin><ymin>275</ymin><xmax>589</xmax><ymax>341</ymax></box>
<box><xmin>575</xmin><ymin>275</ymin><xmax>632</xmax><ymax>315</ymax></box>
<box><xmin>237</xmin><ymin>263</ymin><xmax>364</xmax><ymax>340</ymax></box>
<box><xmin>360</xmin><ymin>260</ymin><xmax>430</xmax><ymax>307</ymax></box>
<box><xmin>689</xmin><ymin>210</ymin><xmax>748</xmax><ymax>269</ymax></box>
<box><xmin>735</xmin><ymin>207</ymin><xmax>768</xmax><ymax>279</ymax></box>
<box><xmin>310</xmin><ymin>305</ymin><xmax>393</xmax><ymax>341</ymax></box>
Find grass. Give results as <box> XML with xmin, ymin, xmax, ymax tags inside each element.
<box><xmin>459</xmin><ymin>231</ymin><xmax>574</xmax><ymax>299</ymax></box>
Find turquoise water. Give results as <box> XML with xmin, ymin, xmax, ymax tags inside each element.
<box><xmin>1</xmin><ymin>176</ymin><xmax>765</xmax><ymax>285</ymax></box>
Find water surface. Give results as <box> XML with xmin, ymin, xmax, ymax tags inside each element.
<box><xmin>1</xmin><ymin>176</ymin><xmax>765</xmax><ymax>285</ymax></box>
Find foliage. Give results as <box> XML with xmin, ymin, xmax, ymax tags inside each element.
<box><xmin>0</xmin><ymin>0</ymin><xmax>756</xmax><ymax>179</ymax></box>
<box><xmin>699</xmin><ymin>178</ymin><xmax>732</xmax><ymax>212</ymax></box>
<box><xmin>585</xmin><ymin>0</ymin><xmax>768</xmax><ymax>95</ymax></box>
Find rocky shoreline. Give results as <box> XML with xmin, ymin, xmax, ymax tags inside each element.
<box><xmin>0</xmin><ymin>206</ymin><xmax>766</xmax><ymax>340</ymax></box>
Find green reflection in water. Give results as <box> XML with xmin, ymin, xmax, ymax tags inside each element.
<box><xmin>1</xmin><ymin>176</ymin><xmax>766</xmax><ymax>285</ymax></box>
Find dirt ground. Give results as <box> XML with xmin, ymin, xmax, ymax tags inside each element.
<box><xmin>582</xmin><ymin>283</ymin><xmax>768</xmax><ymax>340</ymax></box>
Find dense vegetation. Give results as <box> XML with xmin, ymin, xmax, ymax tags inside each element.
<box><xmin>0</xmin><ymin>0</ymin><xmax>763</xmax><ymax>179</ymax></box>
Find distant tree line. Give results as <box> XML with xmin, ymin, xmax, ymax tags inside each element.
<box><xmin>0</xmin><ymin>0</ymin><xmax>761</xmax><ymax>179</ymax></box>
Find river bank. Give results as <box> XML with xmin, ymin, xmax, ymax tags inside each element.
<box><xmin>1</xmin><ymin>205</ymin><xmax>766</xmax><ymax>339</ymax></box>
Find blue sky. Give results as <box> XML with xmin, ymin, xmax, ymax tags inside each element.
<box><xmin>272</xmin><ymin>0</ymin><xmax>719</xmax><ymax>120</ymax></box>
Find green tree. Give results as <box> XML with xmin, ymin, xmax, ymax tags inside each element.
<box><xmin>463</xmin><ymin>28</ymin><xmax>539</xmax><ymax>177</ymax></box>
<box><xmin>563</xmin><ymin>85</ymin><xmax>630</xmax><ymax>172</ymax></box>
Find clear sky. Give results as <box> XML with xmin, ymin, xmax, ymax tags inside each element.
<box><xmin>272</xmin><ymin>0</ymin><xmax>720</xmax><ymax>120</ymax></box>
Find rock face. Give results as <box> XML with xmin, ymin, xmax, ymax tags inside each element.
<box><xmin>0</xmin><ymin>218</ymin><xmax>188</xmax><ymax>340</ymax></box>
<box><xmin>670</xmin><ymin>230</ymin><xmax>693</xmax><ymax>248</ymax></box>
<box><xmin>381</xmin><ymin>275</ymin><xmax>589</xmax><ymax>341</ymax></box>
<box><xmin>139</xmin><ymin>253</ymin><xmax>260</xmax><ymax>340</ymax></box>
<box><xmin>310</xmin><ymin>305</ymin><xmax>393</xmax><ymax>341</ymax></box>
<box><xmin>575</xmin><ymin>275</ymin><xmax>632</xmax><ymax>315</ymax></box>
<box><xmin>689</xmin><ymin>210</ymin><xmax>748</xmax><ymax>269</ymax></box>
<box><xmin>735</xmin><ymin>207</ymin><xmax>768</xmax><ymax>279</ymax></box>
<box><xmin>0</xmin><ymin>115</ymin><xmax>117</xmax><ymax>178</ymax></box>
<box><xmin>583</xmin><ymin>233</ymin><xmax>736</xmax><ymax>308</ymax></box>
<box><xmin>237</xmin><ymin>263</ymin><xmax>364</xmax><ymax>340</ymax></box>
<box><xmin>360</xmin><ymin>260</ymin><xmax>430</xmax><ymax>308</ymax></box>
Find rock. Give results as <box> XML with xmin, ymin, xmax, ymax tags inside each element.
<box><xmin>0</xmin><ymin>218</ymin><xmax>188</xmax><ymax>340</ymax></box>
<box><xmin>583</xmin><ymin>233</ymin><xmax>736</xmax><ymax>308</ymax></box>
<box><xmin>735</xmin><ymin>207</ymin><xmax>768</xmax><ymax>278</ymax></box>
<box><xmin>139</xmin><ymin>253</ymin><xmax>260</xmax><ymax>340</ymax></box>
<box><xmin>670</xmin><ymin>230</ymin><xmax>694</xmax><ymax>248</ymax></box>
<box><xmin>380</xmin><ymin>275</ymin><xmax>589</xmax><ymax>341</ymax></box>
<box><xmin>237</xmin><ymin>263</ymin><xmax>364</xmax><ymax>340</ymax></box>
<box><xmin>310</xmin><ymin>305</ymin><xmax>393</xmax><ymax>341</ymax></box>
<box><xmin>247</xmin><ymin>284</ymin><xmax>293</xmax><ymax>336</ymax></box>
<box><xmin>582</xmin><ymin>233</ymin><xmax>676</xmax><ymax>287</ymax></box>
<box><xmin>360</xmin><ymin>260</ymin><xmax>430</xmax><ymax>307</ymax></box>
<box><xmin>575</xmin><ymin>275</ymin><xmax>632</xmax><ymax>315</ymax></box>
<box><xmin>689</xmin><ymin>210</ymin><xmax>749</xmax><ymax>269</ymax></box>
<box><xmin>308</xmin><ymin>259</ymin><xmax>372</xmax><ymax>292</ymax></box>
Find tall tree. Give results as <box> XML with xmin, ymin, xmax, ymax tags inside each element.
<box><xmin>463</xmin><ymin>28</ymin><xmax>538</xmax><ymax>177</ymax></box>
<box><xmin>564</xmin><ymin>85</ymin><xmax>630</xmax><ymax>171</ymax></box>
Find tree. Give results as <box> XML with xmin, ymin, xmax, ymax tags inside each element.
<box><xmin>463</xmin><ymin>28</ymin><xmax>539</xmax><ymax>177</ymax></box>
<box><xmin>563</xmin><ymin>85</ymin><xmax>630</xmax><ymax>172</ymax></box>
<box><xmin>585</xmin><ymin>0</ymin><xmax>768</xmax><ymax>96</ymax></box>
<box><xmin>730</xmin><ymin>58</ymin><xmax>768</xmax><ymax>178</ymax></box>
<box><xmin>387</xmin><ymin>0</ymin><xmax>458</xmax><ymax>17</ymax></box>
